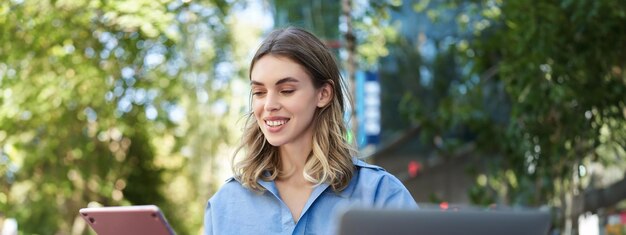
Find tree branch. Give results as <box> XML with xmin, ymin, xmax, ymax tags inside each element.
<box><xmin>572</xmin><ymin>175</ymin><xmax>626</xmax><ymax>217</ymax></box>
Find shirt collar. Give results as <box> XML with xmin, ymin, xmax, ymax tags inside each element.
<box><xmin>258</xmin><ymin>178</ymin><xmax>280</xmax><ymax>199</ymax></box>
<box><xmin>257</xmin><ymin>176</ymin><xmax>331</xmax><ymax>222</ymax></box>
<box><xmin>352</xmin><ymin>157</ymin><xmax>384</xmax><ymax>171</ymax></box>
<box><xmin>224</xmin><ymin>158</ymin><xmax>379</xmax><ymax>180</ymax></box>
<box><xmin>225</xmin><ymin>159</ymin><xmax>379</xmax><ymax>198</ymax></box>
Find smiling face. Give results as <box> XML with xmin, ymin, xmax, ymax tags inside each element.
<box><xmin>250</xmin><ymin>54</ymin><xmax>331</xmax><ymax>148</ymax></box>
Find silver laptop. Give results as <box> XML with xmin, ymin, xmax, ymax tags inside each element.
<box><xmin>336</xmin><ymin>208</ymin><xmax>551</xmax><ymax>235</ymax></box>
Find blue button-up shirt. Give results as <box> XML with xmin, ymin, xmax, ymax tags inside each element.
<box><xmin>204</xmin><ymin>159</ymin><xmax>417</xmax><ymax>235</ymax></box>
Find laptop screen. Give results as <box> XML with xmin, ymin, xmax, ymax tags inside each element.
<box><xmin>336</xmin><ymin>208</ymin><xmax>551</xmax><ymax>235</ymax></box>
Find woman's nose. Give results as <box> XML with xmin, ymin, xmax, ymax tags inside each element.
<box><xmin>264</xmin><ymin>92</ymin><xmax>281</xmax><ymax>112</ymax></box>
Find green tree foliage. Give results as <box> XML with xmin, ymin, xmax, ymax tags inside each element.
<box><xmin>272</xmin><ymin>0</ymin><xmax>341</xmax><ymax>42</ymax></box>
<box><xmin>352</xmin><ymin>0</ymin><xmax>402</xmax><ymax>70</ymax></box>
<box><xmin>451</xmin><ymin>0</ymin><xmax>625</xmax><ymax>202</ymax></box>
<box><xmin>0</xmin><ymin>0</ymin><xmax>243</xmax><ymax>234</ymax></box>
<box><xmin>399</xmin><ymin>0</ymin><xmax>625</xmax><ymax>232</ymax></box>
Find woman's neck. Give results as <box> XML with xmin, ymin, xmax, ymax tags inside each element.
<box><xmin>278</xmin><ymin>140</ymin><xmax>313</xmax><ymax>181</ymax></box>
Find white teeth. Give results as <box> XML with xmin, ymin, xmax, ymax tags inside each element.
<box><xmin>265</xmin><ymin>120</ymin><xmax>287</xmax><ymax>127</ymax></box>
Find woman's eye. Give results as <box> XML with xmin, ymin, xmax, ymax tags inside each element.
<box><xmin>281</xmin><ymin>90</ymin><xmax>295</xmax><ymax>94</ymax></box>
<box><xmin>252</xmin><ymin>91</ymin><xmax>266</xmax><ymax>96</ymax></box>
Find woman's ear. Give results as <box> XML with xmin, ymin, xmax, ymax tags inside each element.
<box><xmin>317</xmin><ymin>82</ymin><xmax>334</xmax><ymax>108</ymax></box>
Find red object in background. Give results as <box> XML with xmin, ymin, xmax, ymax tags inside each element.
<box><xmin>440</xmin><ymin>202</ymin><xmax>449</xmax><ymax>210</ymax></box>
<box><xmin>323</xmin><ymin>40</ymin><xmax>341</xmax><ymax>49</ymax></box>
<box><xmin>408</xmin><ymin>161</ymin><xmax>422</xmax><ymax>178</ymax></box>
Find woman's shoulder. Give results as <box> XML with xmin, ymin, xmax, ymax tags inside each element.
<box><xmin>352</xmin><ymin>159</ymin><xmax>406</xmax><ymax>190</ymax></box>
<box><xmin>350</xmin><ymin>158</ymin><xmax>418</xmax><ymax>208</ymax></box>
<box><xmin>209</xmin><ymin>177</ymin><xmax>250</xmax><ymax>202</ymax></box>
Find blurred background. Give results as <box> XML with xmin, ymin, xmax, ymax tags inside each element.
<box><xmin>1</xmin><ymin>0</ymin><xmax>625</xmax><ymax>234</ymax></box>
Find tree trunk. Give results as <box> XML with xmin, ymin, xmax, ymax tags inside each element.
<box><xmin>341</xmin><ymin>0</ymin><xmax>358</xmax><ymax>142</ymax></box>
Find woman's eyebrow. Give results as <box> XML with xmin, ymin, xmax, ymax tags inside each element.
<box><xmin>250</xmin><ymin>80</ymin><xmax>263</xmax><ymax>86</ymax></box>
<box><xmin>275</xmin><ymin>77</ymin><xmax>299</xmax><ymax>85</ymax></box>
<box><xmin>250</xmin><ymin>77</ymin><xmax>300</xmax><ymax>86</ymax></box>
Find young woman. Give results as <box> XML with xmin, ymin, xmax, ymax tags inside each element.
<box><xmin>204</xmin><ymin>27</ymin><xmax>417</xmax><ymax>235</ymax></box>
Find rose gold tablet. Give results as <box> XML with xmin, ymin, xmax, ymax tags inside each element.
<box><xmin>79</xmin><ymin>205</ymin><xmax>175</xmax><ymax>235</ymax></box>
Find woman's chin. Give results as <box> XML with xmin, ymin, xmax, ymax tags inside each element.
<box><xmin>265</xmin><ymin>138</ymin><xmax>285</xmax><ymax>147</ymax></box>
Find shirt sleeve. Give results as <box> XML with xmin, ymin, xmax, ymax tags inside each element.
<box><xmin>380</xmin><ymin>187</ymin><xmax>418</xmax><ymax>209</ymax></box>
<box><xmin>204</xmin><ymin>201</ymin><xmax>213</xmax><ymax>235</ymax></box>
<box><xmin>375</xmin><ymin>175</ymin><xmax>419</xmax><ymax>209</ymax></box>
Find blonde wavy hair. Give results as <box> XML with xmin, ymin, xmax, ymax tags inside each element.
<box><xmin>232</xmin><ymin>27</ymin><xmax>356</xmax><ymax>192</ymax></box>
